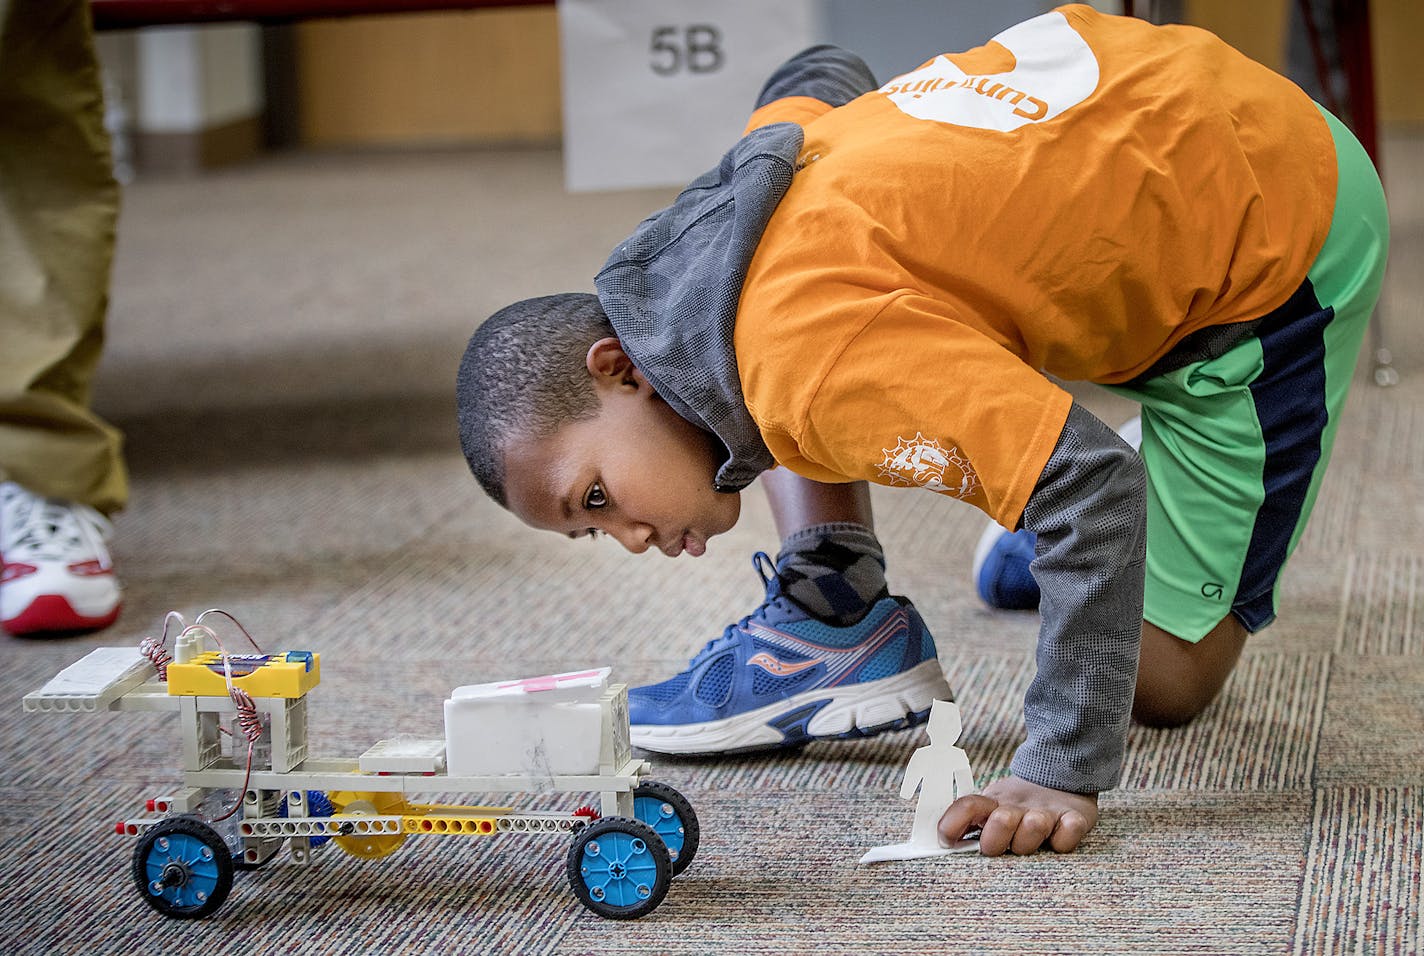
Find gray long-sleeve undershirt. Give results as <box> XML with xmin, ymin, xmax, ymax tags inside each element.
<box><xmin>1010</xmin><ymin>401</ymin><xmax>1147</xmax><ymax>795</ymax></box>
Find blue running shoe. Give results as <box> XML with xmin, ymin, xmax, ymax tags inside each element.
<box><xmin>629</xmin><ymin>552</ymin><xmax>953</xmax><ymax>755</ymax></box>
<box><xmin>972</xmin><ymin>524</ymin><xmax>1040</xmax><ymax>610</ymax></box>
<box><xmin>970</xmin><ymin>415</ymin><xmax>1134</xmax><ymax>611</ymax></box>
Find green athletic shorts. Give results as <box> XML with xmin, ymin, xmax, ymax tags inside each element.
<box><xmin>1104</xmin><ymin>105</ymin><xmax>1390</xmax><ymax>642</ymax></box>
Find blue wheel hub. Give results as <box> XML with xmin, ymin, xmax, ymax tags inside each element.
<box><xmin>143</xmin><ymin>833</ymin><xmax>221</xmax><ymax>910</ymax></box>
<box><xmin>579</xmin><ymin>834</ymin><xmax>656</xmax><ymax>907</ymax></box>
<box><xmin>633</xmin><ymin>795</ymin><xmax>685</xmax><ymax>863</ymax></box>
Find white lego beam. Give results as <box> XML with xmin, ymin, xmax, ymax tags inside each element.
<box><xmin>22</xmin><ymin>648</ymin><xmax>155</xmax><ymax>714</ymax></box>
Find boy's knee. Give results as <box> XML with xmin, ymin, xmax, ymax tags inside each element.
<box><xmin>1133</xmin><ymin>616</ymin><xmax>1248</xmax><ymax>729</ymax></box>
<box><xmin>1132</xmin><ymin>683</ymin><xmax>1216</xmax><ymax>728</ymax></box>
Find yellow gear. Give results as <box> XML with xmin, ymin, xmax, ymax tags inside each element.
<box><xmin>326</xmin><ymin>791</ymin><xmax>408</xmax><ymax>859</ymax></box>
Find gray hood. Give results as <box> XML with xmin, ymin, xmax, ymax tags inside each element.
<box><xmin>593</xmin><ymin>46</ymin><xmax>878</xmax><ymax>492</ymax></box>
<box><xmin>594</xmin><ymin>122</ymin><xmax>804</xmax><ymax>492</ymax></box>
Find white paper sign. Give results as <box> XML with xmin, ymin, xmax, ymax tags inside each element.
<box><xmin>558</xmin><ymin>0</ymin><xmax>820</xmax><ymax>192</ymax></box>
<box><xmin>860</xmin><ymin>700</ymin><xmax>980</xmax><ymax>863</ymax></box>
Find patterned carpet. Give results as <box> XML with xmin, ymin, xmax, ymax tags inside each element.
<box><xmin>2</xmin><ymin>133</ymin><xmax>1420</xmax><ymax>955</ymax></box>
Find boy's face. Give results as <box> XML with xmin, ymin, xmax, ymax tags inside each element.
<box><xmin>501</xmin><ymin>338</ymin><xmax>741</xmax><ymax>557</ymax></box>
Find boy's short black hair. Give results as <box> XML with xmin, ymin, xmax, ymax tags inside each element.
<box><xmin>456</xmin><ymin>293</ymin><xmax>615</xmax><ymax>506</ymax></box>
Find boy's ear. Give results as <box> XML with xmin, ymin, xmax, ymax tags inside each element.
<box><xmin>586</xmin><ymin>337</ymin><xmax>645</xmax><ymax>390</ymax></box>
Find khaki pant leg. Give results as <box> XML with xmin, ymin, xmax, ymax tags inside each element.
<box><xmin>0</xmin><ymin>0</ymin><xmax>127</xmax><ymax>513</ymax></box>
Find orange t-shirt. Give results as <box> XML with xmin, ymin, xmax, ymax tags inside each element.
<box><xmin>734</xmin><ymin>5</ymin><xmax>1336</xmax><ymax>529</ymax></box>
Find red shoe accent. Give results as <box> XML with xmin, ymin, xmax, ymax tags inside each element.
<box><xmin>1</xmin><ymin>562</ymin><xmax>37</xmax><ymax>583</ymax></box>
<box><xmin>1</xmin><ymin>594</ymin><xmax>122</xmax><ymax>636</ymax></box>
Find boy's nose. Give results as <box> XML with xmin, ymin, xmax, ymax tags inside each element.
<box><xmin>610</xmin><ymin>521</ymin><xmax>656</xmax><ymax>554</ymax></box>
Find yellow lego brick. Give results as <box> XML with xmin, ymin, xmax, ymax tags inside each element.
<box><xmin>402</xmin><ymin>812</ymin><xmax>507</xmax><ymax>836</ymax></box>
<box><xmin>166</xmin><ymin>650</ymin><xmax>320</xmax><ymax>698</ymax></box>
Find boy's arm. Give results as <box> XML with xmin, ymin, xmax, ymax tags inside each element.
<box><xmin>743</xmin><ymin>45</ymin><xmax>878</xmax><ymax>133</ymax></box>
<box><xmin>939</xmin><ymin>402</ymin><xmax>1145</xmax><ymax>854</ymax></box>
<box><xmin>755</xmin><ymin>302</ymin><xmax>1144</xmax><ymax>851</ymax></box>
<box><xmin>1015</xmin><ymin>401</ymin><xmax>1146</xmax><ymax>795</ymax></box>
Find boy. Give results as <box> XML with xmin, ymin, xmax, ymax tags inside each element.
<box><xmin>457</xmin><ymin>5</ymin><xmax>1388</xmax><ymax>855</ymax></box>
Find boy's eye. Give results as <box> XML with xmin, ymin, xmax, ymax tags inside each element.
<box><xmin>567</xmin><ymin>482</ymin><xmax>607</xmax><ymax>539</ymax></box>
<box><xmin>583</xmin><ymin>482</ymin><xmax>607</xmax><ymax>510</ymax></box>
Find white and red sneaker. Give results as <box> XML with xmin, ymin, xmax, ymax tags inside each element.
<box><xmin>1</xmin><ymin>481</ymin><xmax>122</xmax><ymax>636</ymax></box>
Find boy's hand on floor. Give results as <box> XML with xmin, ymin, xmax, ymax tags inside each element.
<box><xmin>938</xmin><ymin>774</ymin><xmax>1099</xmax><ymax>855</ymax></box>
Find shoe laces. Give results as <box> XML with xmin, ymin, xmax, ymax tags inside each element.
<box><xmin>685</xmin><ymin>551</ymin><xmax>794</xmax><ymax>666</ymax></box>
<box><xmin>0</xmin><ymin>482</ymin><xmax>114</xmax><ymax>567</ymax></box>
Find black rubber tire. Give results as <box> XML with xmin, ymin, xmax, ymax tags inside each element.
<box><xmin>632</xmin><ymin>780</ymin><xmax>700</xmax><ymax>876</ymax></box>
<box><xmin>566</xmin><ymin>816</ymin><xmax>671</xmax><ymax>920</ymax></box>
<box><xmin>132</xmin><ymin>816</ymin><xmax>234</xmax><ymax>919</ymax></box>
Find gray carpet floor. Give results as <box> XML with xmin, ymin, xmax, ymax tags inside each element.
<box><xmin>3</xmin><ymin>132</ymin><xmax>1421</xmax><ymax>955</ymax></box>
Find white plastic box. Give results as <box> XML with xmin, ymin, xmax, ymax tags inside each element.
<box><xmin>443</xmin><ymin>667</ymin><xmax>614</xmax><ymax>777</ymax></box>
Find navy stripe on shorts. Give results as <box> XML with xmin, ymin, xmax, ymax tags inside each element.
<box><xmin>1233</xmin><ymin>278</ymin><xmax>1333</xmax><ymax>630</ymax></box>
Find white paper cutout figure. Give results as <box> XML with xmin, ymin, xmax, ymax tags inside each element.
<box><xmin>860</xmin><ymin>699</ymin><xmax>979</xmax><ymax>862</ymax></box>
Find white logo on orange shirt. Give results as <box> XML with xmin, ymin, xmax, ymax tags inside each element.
<box><xmin>880</xmin><ymin>11</ymin><xmax>1099</xmax><ymax>131</ymax></box>
<box><xmin>878</xmin><ymin>433</ymin><xmax>980</xmax><ymax>500</ymax></box>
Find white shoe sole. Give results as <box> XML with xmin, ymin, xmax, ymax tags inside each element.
<box><xmin>971</xmin><ymin>519</ymin><xmax>1013</xmax><ymax>583</ymax></box>
<box><xmin>0</xmin><ymin>569</ymin><xmax>120</xmax><ymax>620</ymax></box>
<box><xmin>630</xmin><ymin>659</ymin><xmax>953</xmax><ymax>755</ymax></box>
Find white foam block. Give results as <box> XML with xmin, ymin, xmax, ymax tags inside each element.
<box><xmin>445</xmin><ymin>668</ymin><xmax>612</xmax><ymax>777</ymax></box>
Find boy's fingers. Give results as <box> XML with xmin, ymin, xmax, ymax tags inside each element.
<box><xmin>1009</xmin><ymin>809</ymin><xmax>1058</xmax><ymax>856</ymax></box>
<box><xmin>940</xmin><ymin>793</ymin><xmax>1097</xmax><ymax>856</ymax></box>
<box><xmin>1048</xmin><ymin>809</ymin><xmax>1092</xmax><ymax>853</ymax></box>
<box><xmin>978</xmin><ymin>804</ymin><xmax>1026</xmax><ymax>856</ymax></box>
<box><xmin>938</xmin><ymin>794</ymin><xmax>997</xmax><ymax>844</ymax></box>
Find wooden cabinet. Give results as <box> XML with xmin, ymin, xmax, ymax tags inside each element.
<box><xmin>290</xmin><ymin>1</ymin><xmax>1420</xmax><ymax>148</ymax></box>
<box><xmin>295</xmin><ymin>6</ymin><xmax>561</xmax><ymax>146</ymax></box>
